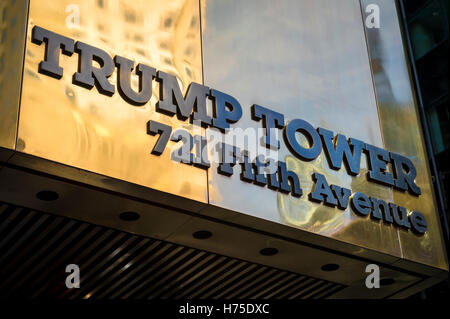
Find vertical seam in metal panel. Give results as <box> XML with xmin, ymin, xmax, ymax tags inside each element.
<box><xmin>12</xmin><ymin>0</ymin><xmax>30</xmax><ymax>159</ymax></box>
<box><xmin>397</xmin><ymin>0</ymin><xmax>449</xmax><ymax>244</ymax></box>
<box><xmin>357</xmin><ymin>0</ymin><xmax>386</xmax><ymax>149</ymax></box>
<box><xmin>198</xmin><ymin>0</ymin><xmax>210</xmax><ymax>205</ymax></box>
<box><xmin>357</xmin><ymin>0</ymin><xmax>403</xmax><ymax>260</ymax></box>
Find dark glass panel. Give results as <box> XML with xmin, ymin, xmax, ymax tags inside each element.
<box><xmin>409</xmin><ymin>0</ymin><xmax>447</xmax><ymax>59</ymax></box>
<box><xmin>404</xmin><ymin>0</ymin><xmax>431</xmax><ymax>18</ymax></box>
<box><xmin>416</xmin><ymin>42</ymin><xmax>449</xmax><ymax>105</ymax></box>
<box><xmin>426</xmin><ymin>98</ymin><xmax>450</xmax><ymax>155</ymax></box>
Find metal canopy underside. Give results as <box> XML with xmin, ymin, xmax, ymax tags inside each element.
<box><xmin>0</xmin><ymin>201</ymin><xmax>346</xmax><ymax>299</ymax></box>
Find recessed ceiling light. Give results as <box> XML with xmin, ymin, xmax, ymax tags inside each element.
<box><xmin>119</xmin><ymin>211</ymin><xmax>140</xmax><ymax>221</ymax></box>
<box><xmin>192</xmin><ymin>230</ymin><xmax>212</xmax><ymax>239</ymax></box>
<box><xmin>36</xmin><ymin>190</ymin><xmax>59</xmax><ymax>201</ymax></box>
<box><xmin>259</xmin><ymin>247</ymin><xmax>278</xmax><ymax>256</ymax></box>
<box><xmin>320</xmin><ymin>263</ymin><xmax>340</xmax><ymax>271</ymax></box>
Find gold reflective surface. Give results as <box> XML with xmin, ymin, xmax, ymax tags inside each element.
<box><xmin>202</xmin><ymin>0</ymin><xmax>401</xmax><ymax>257</ymax></box>
<box><xmin>0</xmin><ymin>0</ymin><xmax>29</xmax><ymax>154</ymax></box>
<box><xmin>361</xmin><ymin>0</ymin><xmax>448</xmax><ymax>270</ymax></box>
<box><xmin>13</xmin><ymin>0</ymin><xmax>447</xmax><ymax>271</ymax></box>
<box><xmin>19</xmin><ymin>0</ymin><xmax>207</xmax><ymax>203</ymax></box>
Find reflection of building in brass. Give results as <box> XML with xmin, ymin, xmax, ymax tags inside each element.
<box><xmin>18</xmin><ymin>0</ymin><xmax>207</xmax><ymax>203</ymax></box>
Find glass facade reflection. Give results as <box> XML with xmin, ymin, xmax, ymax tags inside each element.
<box><xmin>399</xmin><ymin>0</ymin><xmax>449</xmax><ymax>298</ymax></box>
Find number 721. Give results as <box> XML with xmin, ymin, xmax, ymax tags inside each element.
<box><xmin>146</xmin><ymin>120</ymin><xmax>210</xmax><ymax>169</ymax></box>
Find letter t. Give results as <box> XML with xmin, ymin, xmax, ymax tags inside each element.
<box><xmin>31</xmin><ymin>26</ymin><xmax>74</xmax><ymax>79</ymax></box>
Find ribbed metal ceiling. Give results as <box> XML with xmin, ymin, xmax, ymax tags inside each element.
<box><xmin>0</xmin><ymin>201</ymin><xmax>346</xmax><ymax>299</ymax></box>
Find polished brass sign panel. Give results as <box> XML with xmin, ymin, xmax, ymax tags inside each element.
<box><xmin>201</xmin><ymin>0</ymin><xmax>402</xmax><ymax>258</ymax></box>
<box><xmin>360</xmin><ymin>0</ymin><xmax>448</xmax><ymax>270</ymax></box>
<box><xmin>7</xmin><ymin>0</ymin><xmax>446</xmax><ymax>274</ymax></box>
<box><xmin>18</xmin><ymin>0</ymin><xmax>207</xmax><ymax>203</ymax></box>
<box><xmin>0</xmin><ymin>0</ymin><xmax>29</xmax><ymax>159</ymax></box>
